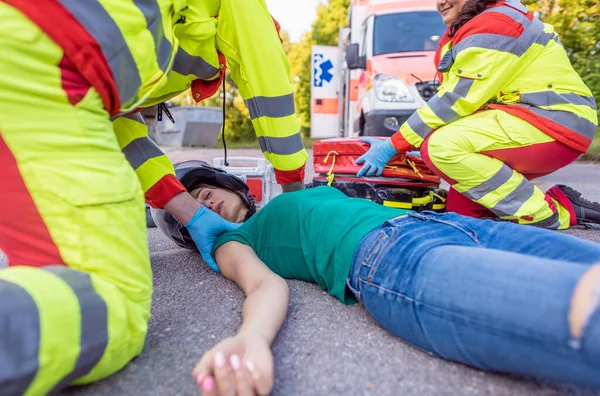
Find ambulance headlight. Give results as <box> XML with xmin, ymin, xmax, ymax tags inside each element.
<box><xmin>374</xmin><ymin>74</ymin><xmax>415</xmax><ymax>103</ymax></box>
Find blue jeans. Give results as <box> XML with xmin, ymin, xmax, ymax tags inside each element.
<box><xmin>347</xmin><ymin>211</ymin><xmax>600</xmax><ymax>388</ymax></box>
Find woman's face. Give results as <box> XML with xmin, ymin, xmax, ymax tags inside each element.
<box><xmin>437</xmin><ymin>0</ymin><xmax>469</xmax><ymax>24</ymax></box>
<box><xmin>190</xmin><ymin>185</ymin><xmax>248</xmax><ymax>223</ymax></box>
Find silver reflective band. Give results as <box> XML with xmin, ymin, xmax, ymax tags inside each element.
<box><xmin>453</xmin><ymin>78</ymin><xmax>475</xmax><ymax>97</ymax></box>
<box><xmin>464</xmin><ymin>164</ymin><xmax>513</xmax><ymax>202</ymax></box>
<box><xmin>44</xmin><ymin>266</ymin><xmax>108</xmax><ymax>393</ymax></box>
<box><xmin>452</xmin><ymin>18</ymin><xmax>547</xmax><ymax>58</ymax></box>
<box><xmin>122</xmin><ymin>137</ymin><xmax>166</xmax><ymax>170</ymax></box>
<box><xmin>428</xmin><ymin>78</ymin><xmax>475</xmax><ymax>124</ymax></box>
<box><xmin>481</xmin><ymin>3</ymin><xmax>531</xmax><ymax>28</ymax></box>
<box><xmin>428</xmin><ymin>96</ymin><xmax>460</xmax><ymax>124</ymax></box>
<box><xmin>172</xmin><ymin>47</ymin><xmax>220</xmax><ymax>79</ymax></box>
<box><xmin>133</xmin><ymin>0</ymin><xmax>173</xmax><ymax>71</ymax></box>
<box><xmin>521</xmin><ymin>92</ymin><xmax>597</xmax><ymax>110</ymax></box>
<box><xmin>59</xmin><ymin>0</ymin><xmax>142</xmax><ymax>107</ymax></box>
<box><xmin>490</xmin><ymin>177</ymin><xmax>535</xmax><ymax>217</ymax></box>
<box><xmin>0</xmin><ymin>280</ymin><xmax>40</xmax><ymax>396</ymax></box>
<box><xmin>258</xmin><ymin>132</ymin><xmax>304</xmax><ymax>156</ymax></box>
<box><xmin>244</xmin><ymin>93</ymin><xmax>295</xmax><ymax>120</ymax></box>
<box><xmin>531</xmin><ymin>211</ymin><xmax>560</xmax><ymax>229</ymax></box>
<box><xmin>523</xmin><ymin>105</ymin><xmax>598</xmax><ymax>140</ymax></box>
<box><xmin>406</xmin><ymin>112</ymin><xmax>434</xmax><ymax>139</ymax></box>
<box><xmin>505</xmin><ymin>0</ymin><xmax>529</xmax><ymax>13</ymax></box>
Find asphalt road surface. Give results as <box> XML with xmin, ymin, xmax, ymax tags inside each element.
<box><xmin>2</xmin><ymin>149</ymin><xmax>600</xmax><ymax>396</ymax></box>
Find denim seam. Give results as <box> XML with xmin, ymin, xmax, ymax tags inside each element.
<box><xmin>366</xmin><ymin>228</ymin><xmax>399</xmax><ymax>282</ymax></box>
<box><xmin>359</xmin><ymin>279</ymin><xmax>574</xmax><ymax>350</ymax></box>
<box><xmin>406</xmin><ymin>213</ymin><xmax>482</xmax><ymax>246</ymax></box>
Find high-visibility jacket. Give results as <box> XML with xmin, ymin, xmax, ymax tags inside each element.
<box><xmin>391</xmin><ymin>0</ymin><xmax>598</xmax><ymax>154</ymax></box>
<box><xmin>5</xmin><ymin>0</ymin><xmax>308</xmax><ymax>208</ymax></box>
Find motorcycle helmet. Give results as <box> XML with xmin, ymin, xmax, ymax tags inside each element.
<box><xmin>151</xmin><ymin>160</ymin><xmax>256</xmax><ymax>250</ymax></box>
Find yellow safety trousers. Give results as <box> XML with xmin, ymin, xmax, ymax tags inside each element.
<box><xmin>425</xmin><ymin>110</ymin><xmax>575</xmax><ymax>229</ymax></box>
<box><xmin>0</xmin><ymin>4</ymin><xmax>152</xmax><ymax>395</ymax></box>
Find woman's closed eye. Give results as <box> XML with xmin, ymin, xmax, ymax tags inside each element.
<box><xmin>194</xmin><ymin>188</ymin><xmax>207</xmax><ymax>200</ymax></box>
<box><xmin>197</xmin><ymin>188</ymin><xmax>212</xmax><ymax>201</ymax></box>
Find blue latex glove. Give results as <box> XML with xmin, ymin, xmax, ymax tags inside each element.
<box><xmin>356</xmin><ymin>137</ymin><xmax>398</xmax><ymax>177</ymax></box>
<box><xmin>185</xmin><ymin>205</ymin><xmax>242</xmax><ymax>272</ymax></box>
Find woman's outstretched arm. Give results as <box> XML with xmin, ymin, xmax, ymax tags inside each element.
<box><xmin>192</xmin><ymin>241</ymin><xmax>289</xmax><ymax>395</ymax></box>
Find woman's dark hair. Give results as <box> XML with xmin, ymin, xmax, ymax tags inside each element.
<box><xmin>449</xmin><ymin>0</ymin><xmax>499</xmax><ymax>37</ymax></box>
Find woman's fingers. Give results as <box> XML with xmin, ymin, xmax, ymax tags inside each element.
<box><xmin>193</xmin><ymin>348</ymin><xmax>216</xmax><ymax>381</ymax></box>
<box><xmin>230</xmin><ymin>354</ymin><xmax>254</xmax><ymax>396</ymax></box>
<box><xmin>200</xmin><ymin>376</ymin><xmax>216</xmax><ymax>396</ymax></box>
<box><xmin>245</xmin><ymin>360</ymin><xmax>273</xmax><ymax>396</ymax></box>
<box><xmin>213</xmin><ymin>351</ymin><xmax>235</xmax><ymax>396</ymax></box>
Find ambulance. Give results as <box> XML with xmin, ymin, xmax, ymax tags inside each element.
<box><xmin>310</xmin><ymin>0</ymin><xmax>446</xmax><ymax>138</ymax></box>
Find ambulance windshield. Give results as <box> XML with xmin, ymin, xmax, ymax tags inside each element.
<box><xmin>373</xmin><ymin>11</ymin><xmax>446</xmax><ymax>56</ymax></box>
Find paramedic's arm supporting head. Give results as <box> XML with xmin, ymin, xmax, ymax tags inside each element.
<box><xmin>193</xmin><ymin>241</ymin><xmax>288</xmax><ymax>395</ymax></box>
<box><xmin>163</xmin><ymin>191</ymin><xmax>202</xmax><ymax>225</ymax></box>
<box><xmin>114</xmin><ymin>112</ymin><xmax>240</xmax><ymax>269</ymax></box>
<box><xmin>165</xmin><ymin>184</ymin><xmax>248</xmax><ymax>271</ymax></box>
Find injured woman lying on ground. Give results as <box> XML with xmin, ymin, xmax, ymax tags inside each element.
<box><xmin>153</xmin><ymin>161</ymin><xmax>600</xmax><ymax>396</ymax></box>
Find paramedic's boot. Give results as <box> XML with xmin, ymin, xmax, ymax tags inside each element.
<box><xmin>556</xmin><ymin>185</ymin><xmax>600</xmax><ymax>224</ymax></box>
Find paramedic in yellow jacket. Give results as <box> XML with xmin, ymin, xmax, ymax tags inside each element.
<box><xmin>0</xmin><ymin>0</ymin><xmax>308</xmax><ymax>394</ymax></box>
<box><xmin>357</xmin><ymin>0</ymin><xmax>599</xmax><ymax>229</ymax></box>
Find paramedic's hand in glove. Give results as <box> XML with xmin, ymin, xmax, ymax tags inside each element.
<box><xmin>186</xmin><ymin>206</ymin><xmax>241</xmax><ymax>272</ymax></box>
<box><xmin>193</xmin><ymin>334</ymin><xmax>274</xmax><ymax>396</ymax></box>
<box><xmin>356</xmin><ymin>137</ymin><xmax>398</xmax><ymax>177</ymax></box>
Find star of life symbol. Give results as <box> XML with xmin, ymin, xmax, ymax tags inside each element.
<box><xmin>313</xmin><ymin>53</ymin><xmax>334</xmax><ymax>87</ymax></box>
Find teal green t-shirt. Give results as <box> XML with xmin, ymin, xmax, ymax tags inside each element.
<box><xmin>214</xmin><ymin>186</ymin><xmax>411</xmax><ymax>304</ymax></box>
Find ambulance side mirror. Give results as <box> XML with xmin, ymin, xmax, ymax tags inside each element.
<box><xmin>346</xmin><ymin>44</ymin><xmax>365</xmax><ymax>70</ymax></box>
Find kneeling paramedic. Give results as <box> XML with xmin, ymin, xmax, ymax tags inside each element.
<box><xmin>357</xmin><ymin>0</ymin><xmax>599</xmax><ymax>229</ymax></box>
<box><xmin>0</xmin><ymin>0</ymin><xmax>307</xmax><ymax>394</ymax></box>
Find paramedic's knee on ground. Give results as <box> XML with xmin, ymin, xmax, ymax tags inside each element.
<box><xmin>570</xmin><ymin>263</ymin><xmax>600</xmax><ymax>340</ymax></box>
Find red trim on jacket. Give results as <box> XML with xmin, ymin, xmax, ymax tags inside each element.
<box><xmin>191</xmin><ymin>52</ymin><xmax>227</xmax><ymax>103</ymax></box>
<box><xmin>145</xmin><ymin>174</ymin><xmax>187</xmax><ymax>209</ymax></box>
<box><xmin>5</xmin><ymin>0</ymin><xmax>121</xmax><ymax>116</ymax></box>
<box><xmin>390</xmin><ymin>133</ymin><xmax>416</xmax><ymax>153</ymax></box>
<box><xmin>486</xmin><ymin>104</ymin><xmax>591</xmax><ymax>153</ymax></box>
<box><xmin>433</xmin><ymin>28</ymin><xmax>451</xmax><ymax>84</ymax></box>
<box><xmin>0</xmin><ymin>135</ymin><xmax>65</xmax><ymax>267</ymax></box>
<box><xmin>452</xmin><ymin>12</ymin><xmax>525</xmax><ymax>44</ymax></box>
<box><xmin>274</xmin><ymin>164</ymin><xmax>306</xmax><ymax>185</ymax></box>
<box><xmin>271</xmin><ymin>15</ymin><xmax>283</xmax><ymax>43</ymax></box>
<box><xmin>58</xmin><ymin>54</ymin><xmax>91</xmax><ymax>106</ymax></box>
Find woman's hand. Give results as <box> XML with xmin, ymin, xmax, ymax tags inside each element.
<box><xmin>193</xmin><ymin>334</ymin><xmax>274</xmax><ymax>396</ymax></box>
